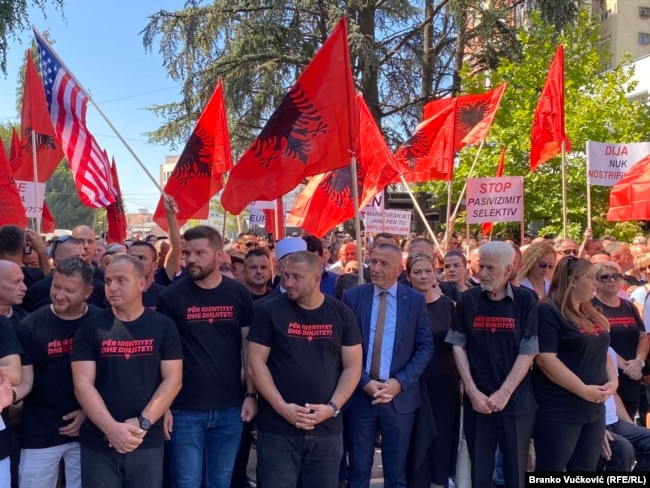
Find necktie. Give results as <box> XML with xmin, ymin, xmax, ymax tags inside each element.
<box><xmin>370</xmin><ymin>291</ymin><xmax>388</xmax><ymax>380</ymax></box>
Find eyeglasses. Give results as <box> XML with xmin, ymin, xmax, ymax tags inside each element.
<box><xmin>538</xmin><ymin>262</ymin><xmax>554</xmax><ymax>270</ymax></box>
<box><xmin>244</xmin><ymin>242</ymin><xmax>258</xmax><ymax>248</ymax></box>
<box><xmin>559</xmin><ymin>249</ymin><xmax>579</xmax><ymax>256</ymax></box>
<box><xmin>598</xmin><ymin>273</ymin><xmax>623</xmax><ymax>282</ymax></box>
<box><xmin>50</xmin><ymin>235</ymin><xmax>72</xmax><ymax>259</ymax></box>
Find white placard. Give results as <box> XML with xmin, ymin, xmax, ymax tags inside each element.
<box><xmin>247</xmin><ymin>200</ymin><xmax>277</xmax><ymax>210</ymax></box>
<box><xmin>15</xmin><ymin>180</ymin><xmax>47</xmax><ymax>218</ymax></box>
<box><xmin>466</xmin><ymin>177</ymin><xmax>524</xmax><ymax>224</ymax></box>
<box><xmin>586</xmin><ymin>141</ymin><xmax>650</xmax><ymax>186</ymax></box>
<box><xmin>364</xmin><ymin>209</ymin><xmax>412</xmax><ymax>235</ymax></box>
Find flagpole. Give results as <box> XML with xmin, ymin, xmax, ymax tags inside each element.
<box><xmin>445</xmin><ymin>180</ymin><xmax>452</xmax><ymax>249</ymax></box>
<box><xmin>32</xmin><ymin>27</ymin><xmax>164</xmax><ymax>196</ymax></box>
<box><xmin>351</xmin><ymin>156</ymin><xmax>364</xmax><ymax>285</ymax></box>
<box><xmin>30</xmin><ymin>131</ymin><xmax>42</xmax><ymax>233</ymax></box>
<box><xmin>561</xmin><ymin>139</ymin><xmax>568</xmax><ymax>238</ymax></box>
<box><xmin>275</xmin><ymin>197</ymin><xmax>282</xmax><ymax>240</ymax></box>
<box><xmin>449</xmin><ymin>140</ymin><xmax>486</xmax><ymax>226</ymax></box>
<box><xmin>585</xmin><ymin>146</ymin><xmax>592</xmax><ymax>229</ymax></box>
<box><xmin>399</xmin><ymin>173</ymin><xmax>442</xmax><ymax>250</ymax></box>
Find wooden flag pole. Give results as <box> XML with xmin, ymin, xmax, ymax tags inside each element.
<box><xmin>30</xmin><ymin>130</ymin><xmax>42</xmax><ymax>233</ymax></box>
<box><xmin>399</xmin><ymin>173</ymin><xmax>442</xmax><ymax>250</ymax></box>
<box><xmin>561</xmin><ymin>139</ymin><xmax>568</xmax><ymax>238</ymax></box>
<box><xmin>351</xmin><ymin>156</ymin><xmax>364</xmax><ymax>284</ymax></box>
<box><xmin>585</xmin><ymin>145</ymin><xmax>592</xmax><ymax>230</ymax></box>
<box><xmin>275</xmin><ymin>197</ymin><xmax>283</xmax><ymax>240</ymax></box>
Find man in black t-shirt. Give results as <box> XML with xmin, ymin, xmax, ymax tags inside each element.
<box><xmin>71</xmin><ymin>254</ymin><xmax>183</xmax><ymax>488</ymax></box>
<box><xmin>23</xmin><ymin>237</ymin><xmax>107</xmax><ymax>311</ymax></box>
<box><xmin>157</xmin><ymin>225</ymin><xmax>256</xmax><ymax>488</ymax></box>
<box><xmin>0</xmin><ymin>315</ymin><xmax>22</xmax><ymax>487</ymax></box>
<box><xmin>15</xmin><ymin>257</ymin><xmax>97</xmax><ymax>488</ymax></box>
<box><xmin>248</xmin><ymin>251</ymin><xmax>362</xmax><ymax>488</ymax></box>
<box><xmin>0</xmin><ymin>261</ymin><xmax>28</xmax><ymax>327</ymax></box>
<box><xmin>128</xmin><ymin>241</ymin><xmax>164</xmax><ymax>310</ymax></box>
<box><xmin>445</xmin><ymin>241</ymin><xmax>538</xmax><ymax>488</ymax></box>
<box><xmin>243</xmin><ymin>249</ymin><xmax>274</xmax><ymax>301</ymax></box>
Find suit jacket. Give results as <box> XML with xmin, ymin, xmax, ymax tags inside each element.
<box><xmin>342</xmin><ymin>282</ymin><xmax>433</xmax><ymax>413</ymax></box>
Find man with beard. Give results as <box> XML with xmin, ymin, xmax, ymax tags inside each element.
<box><xmin>247</xmin><ymin>251</ymin><xmax>362</xmax><ymax>487</ymax></box>
<box><xmin>157</xmin><ymin>226</ymin><xmax>257</xmax><ymax>488</ymax></box>
<box><xmin>15</xmin><ymin>258</ymin><xmax>98</xmax><ymax>488</ymax></box>
<box><xmin>445</xmin><ymin>242</ymin><xmax>538</xmax><ymax>488</ymax></box>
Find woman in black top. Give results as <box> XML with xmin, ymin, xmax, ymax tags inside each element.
<box><xmin>533</xmin><ymin>256</ymin><xmax>617</xmax><ymax>471</ymax></box>
<box><xmin>592</xmin><ymin>261</ymin><xmax>648</xmax><ymax>419</ymax></box>
<box><xmin>406</xmin><ymin>252</ymin><xmax>457</xmax><ymax>488</ymax></box>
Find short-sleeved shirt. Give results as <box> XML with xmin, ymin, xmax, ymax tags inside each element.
<box><xmin>17</xmin><ymin>305</ymin><xmax>100</xmax><ymax>448</ymax></box>
<box><xmin>71</xmin><ymin>308</ymin><xmax>183</xmax><ymax>450</ymax></box>
<box><xmin>445</xmin><ymin>283</ymin><xmax>538</xmax><ymax>415</ymax></box>
<box><xmin>248</xmin><ymin>294</ymin><xmax>362</xmax><ymax>436</ymax></box>
<box><xmin>24</xmin><ymin>275</ymin><xmax>107</xmax><ymax>311</ymax></box>
<box><xmin>591</xmin><ymin>297</ymin><xmax>645</xmax><ymax>403</ymax></box>
<box><xmin>532</xmin><ymin>301</ymin><xmax>609</xmax><ymax>423</ymax></box>
<box><xmin>0</xmin><ymin>316</ymin><xmax>22</xmax><ymax>460</ymax></box>
<box><xmin>157</xmin><ymin>275</ymin><xmax>254</xmax><ymax>410</ymax></box>
<box><xmin>142</xmin><ymin>283</ymin><xmax>164</xmax><ymax>311</ymax></box>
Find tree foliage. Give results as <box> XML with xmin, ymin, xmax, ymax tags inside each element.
<box><xmin>44</xmin><ymin>162</ymin><xmax>95</xmax><ymax>230</ymax></box>
<box><xmin>0</xmin><ymin>0</ymin><xmax>64</xmax><ymax>75</ymax></box>
<box><xmin>422</xmin><ymin>10</ymin><xmax>650</xmax><ymax>241</ymax></box>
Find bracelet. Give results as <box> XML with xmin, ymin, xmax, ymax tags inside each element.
<box><xmin>637</xmin><ymin>357</ymin><xmax>645</xmax><ymax>365</ymax></box>
<box><xmin>245</xmin><ymin>392</ymin><xmax>258</xmax><ymax>400</ymax></box>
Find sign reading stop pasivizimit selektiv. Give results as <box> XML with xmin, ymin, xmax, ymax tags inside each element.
<box><xmin>364</xmin><ymin>209</ymin><xmax>412</xmax><ymax>236</ymax></box>
<box><xmin>465</xmin><ymin>176</ymin><xmax>524</xmax><ymax>224</ymax></box>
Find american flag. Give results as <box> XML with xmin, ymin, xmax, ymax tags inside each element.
<box><xmin>33</xmin><ymin>29</ymin><xmax>116</xmax><ymax>208</ymax></box>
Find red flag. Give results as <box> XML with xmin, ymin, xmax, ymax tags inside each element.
<box><xmin>530</xmin><ymin>45</ymin><xmax>571</xmax><ymax>171</ymax></box>
<box><xmin>0</xmin><ymin>138</ymin><xmax>28</xmax><ymax>228</ymax></box>
<box><xmin>34</xmin><ymin>29</ymin><xmax>115</xmax><ymax>208</ymax></box>
<box><xmin>221</xmin><ymin>17</ymin><xmax>359</xmax><ymax>215</ymax></box>
<box><xmin>41</xmin><ymin>202</ymin><xmax>55</xmax><ymax>233</ymax></box>
<box><xmin>153</xmin><ymin>79</ymin><xmax>233</xmax><ymax>231</ymax></box>
<box><xmin>607</xmin><ymin>154</ymin><xmax>650</xmax><ymax>221</ymax></box>
<box><xmin>16</xmin><ymin>51</ymin><xmax>64</xmax><ymax>182</ymax></box>
<box><xmin>423</xmin><ymin>83</ymin><xmax>507</xmax><ymax>151</ymax></box>
<box><xmin>287</xmin><ymin>94</ymin><xmax>398</xmax><ymax>237</ymax></box>
<box><xmin>9</xmin><ymin>128</ymin><xmax>22</xmax><ymax>170</ymax></box>
<box><xmin>263</xmin><ymin>199</ymin><xmax>284</xmax><ymax>240</ymax></box>
<box><xmin>106</xmin><ymin>159</ymin><xmax>128</xmax><ymax>243</ymax></box>
<box><xmin>481</xmin><ymin>147</ymin><xmax>507</xmax><ymax>235</ymax></box>
<box><xmin>392</xmin><ymin>102</ymin><xmax>456</xmax><ymax>183</ymax></box>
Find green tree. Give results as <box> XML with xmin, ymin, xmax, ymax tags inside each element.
<box><xmin>0</xmin><ymin>1</ymin><xmax>64</xmax><ymax>75</ymax></box>
<box><xmin>422</xmin><ymin>10</ymin><xmax>650</xmax><ymax>241</ymax></box>
<box><xmin>44</xmin><ymin>162</ymin><xmax>94</xmax><ymax>230</ymax></box>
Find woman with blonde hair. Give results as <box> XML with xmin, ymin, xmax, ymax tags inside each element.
<box><xmin>533</xmin><ymin>256</ymin><xmax>617</xmax><ymax>471</ymax></box>
<box><xmin>517</xmin><ymin>241</ymin><xmax>556</xmax><ymax>301</ymax></box>
<box><xmin>592</xmin><ymin>261</ymin><xmax>648</xmax><ymax>419</ymax></box>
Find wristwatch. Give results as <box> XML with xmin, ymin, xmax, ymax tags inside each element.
<box><xmin>137</xmin><ymin>415</ymin><xmax>151</xmax><ymax>430</ymax></box>
<box><xmin>327</xmin><ymin>401</ymin><xmax>340</xmax><ymax>418</ymax></box>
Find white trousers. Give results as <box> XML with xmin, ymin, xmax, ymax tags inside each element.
<box><xmin>19</xmin><ymin>442</ymin><xmax>81</xmax><ymax>488</ymax></box>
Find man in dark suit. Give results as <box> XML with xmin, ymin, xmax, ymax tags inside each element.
<box><xmin>342</xmin><ymin>244</ymin><xmax>433</xmax><ymax>488</ymax></box>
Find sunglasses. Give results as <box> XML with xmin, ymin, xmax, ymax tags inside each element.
<box><xmin>559</xmin><ymin>249</ymin><xmax>579</xmax><ymax>256</ymax></box>
<box><xmin>244</xmin><ymin>242</ymin><xmax>258</xmax><ymax>248</ymax></box>
<box><xmin>50</xmin><ymin>235</ymin><xmax>72</xmax><ymax>258</ymax></box>
<box><xmin>538</xmin><ymin>262</ymin><xmax>554</xmax><ymax>270</ymax></box>
<box><xmin>598</xmin><ymin>273</ymin><xmax>623</xmax><ymax>282</ymax></box>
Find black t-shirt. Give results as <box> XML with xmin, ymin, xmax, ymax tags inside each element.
<box><xmin>250</xmin><ymin>289</ymin><xmax>275</xmax><ymax>302</ymax></box>
<box><xmin>17</xmin><ymin>305</ymin><xmax>101</xmax><ymax>448</ymax></box>
<box><xmin>71</xmin><ymin>308</ymin><xmax>183</xmax><ymax>451</ymax></box>
<box><xmin>6</xmin><ymin>307</ymin><xmax>28</xmax><ymax>329</ymax></box>
<box><xmin>22</xmin><ymin>266</ymin><xmax>45</xmax><ymax>288</ymax></box>
<box><xmin>142</xmin><ymin>283</ymin><xmax>164</xmax><ymax>311</ymax></box>
<box><xmin>248</xmin><ymin>294</ymin><xmax>362</xmax><ymax>436</ymax></box>
<box><xmin>0</xmin><ymin>316</ymin><xmax>22</xmax><ymax>460</ymax></box>
<box><xmin>532</xmin><ymin>301</ymin><xmax>609</xmax><ymax>423</ymax></box>
<box><xmin>446</xmin><ymin>285</ymin><xmax>538</xmax><ymax>415</ymax></box>
<box><xmin>591</xmin><ymin>297</ymin><xmax>645</xmax><ymax>403</ymax></box>
<box><xmin>23</xmin><ymin>275</ymin><xmax>107</xmax><ymax>312</ymax></box>
<box><xmin>154</xmin><ymin>267</ymin><xmax>186</xmax><ymax>287</ymax></box>
<box><xmin>92</xmin><ymin>264</ymin><xmax>104</xmax><ymax>283</ymax></box>
<box><xmin>424</xmin><ymin>297</ymin><xmax>457</xmax><ymax>383</ymax></box>
<box><xmin>157</xmin><ymin>275</ymin><xmax>254</xmax><ymax>410</ymax></box>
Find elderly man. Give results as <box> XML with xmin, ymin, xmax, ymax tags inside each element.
<box><xmin>445</xmin><ymin>241</ymin><xmax>538</xmax><ymax>488</ymax></box>
<box><xmin>0</xmin><ymin>261</ymin><xmax>28</xmax><ymax>327</ymax></box>
<box><xmin>555</xmin><ymin>238</ymin><xmax>580</xmax><ymax>262</ymax></box>
<box><xmin>342</xmin><ymin>244</ymin><xmax>433</xmax><ymax>488</ymax></box>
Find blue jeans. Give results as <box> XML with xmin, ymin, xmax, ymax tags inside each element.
<box><xmin>170</xmin><ymin>408</ymin><xmax>243</xmax><ymax>488</ymax></box>
<box><xmin>257</xmin><ymin>431</ymin><xmax>343</xmax><ymax>488</ymax></box>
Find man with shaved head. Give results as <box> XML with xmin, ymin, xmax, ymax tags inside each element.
<box><xmin>0</xmin><ymin>261</ymin><xmax>28</xmax><ymax>327</ymax></box>
<box><xmin>71</xmin><ymin>226</ymin><xmax>104</xmax><ymax>282</ymax></box>
<box><xmin>342</xmin><ymin>244</ymin><xmax>433</xmax><ymax>487</ymax></box>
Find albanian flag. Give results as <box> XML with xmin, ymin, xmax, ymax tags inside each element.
<box><xmin>221</xmin><ymin>17</ymin><xmax>359</xmax><ymax>215</ymax></box>
<box><xmin>287</xmin><ymin>94</ymin><xmax>397</xmax><ymax>237</ymax></box>
<box><xmin>423</xmin><ymin>83</ymin><xmax>507</xmax><ymax>152</ymax></box>
<box><xmin>392</xmin><ymin>102</ymin><xmax>456</xmax><ymax>183</ymax></box>
<box><xmin>0</xmin><ymin>138</ymin><xmax>28</xmax><ymax>228</ymax></box>
<box><xmin>16</xmin><ymin>51</ymin><xmax>64</xmax><ymax>182</ymax></box>
<box><xmin>530</xmin><ymin>45</ymin><xmax>570</xmax><ymax>171</ymax></box>
<box><xmin>153</xmin><ymin>79</ymin><xmax>233</xmax><ymax>231</ymax></box>
<box><xmin>106</xmin><ymin>158</ymin><xmax>128</xmax><ymax>243</ymax></box>
<box><xmin>607</xmin><ymin>154</ymin><xmax>650</xmax><ymax>221</ymax></box>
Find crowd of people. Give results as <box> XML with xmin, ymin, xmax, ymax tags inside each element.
<box><xmin>0</xmin><ymin>199</ymin><xmax>649</xmax><ymax>488</ymax></box>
